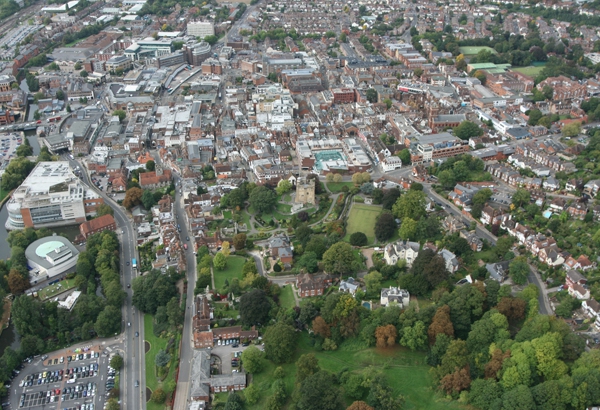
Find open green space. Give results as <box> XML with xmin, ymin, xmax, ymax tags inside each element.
<box><xmin>512</xmin><ymin>65</ymin><xmax>545</xmax><ymax>76</ymax></box>
<box><xmin>248</xmin><ymin>332</ymin><xmax>463</xmax><ymax>410</ymax></box>
<box><xmin>144</xmin><ymin>314</ymin><xmax>168</xmax><ymax>396</ymax></box>
<box><xmin>326</xmin><ymin>182</ymin><xmax>354</xmax><ymax>193</ymax></box>
<box><xmin>344</xmin><ymin>203</ymin><xmax>382</xmax><ymax>244</ymax></box>
<box><xmin>279</xmin><ymin>285</ymin><xmax>296</xmax><ymax>309</ymax></box>
<box><xmin>458</xmin><ymin>46</ymin><xmax>498</xmax><ymax>55</ymax></box>
<box><xmin>276</xmin><ymin>202</ymin><xmax>292</xmax><ymax>214</ymax></box>
<box><xmin>213</xmin><ymin>255</ymin><xmax>246</xmax><ymax>293</ymax></box>
<box><xmin>37</xmin><ymin>279</ymin><xmax>77</xmax><ymax>300</ymax></box>
<box><xmin>144</xmin><ymin>314</ymin><xmax>179</xmax><ymax>410</ymax></box>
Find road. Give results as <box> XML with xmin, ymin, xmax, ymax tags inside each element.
<box><xmin>65</xmin><ymin>155</ymin><xmax>145</xmax><ymax>410</ymax></box>
<box><xmin>528</xmin><ymin>265</ymin><xmax>552</xmax><ymax>315</ymax></box>
<box><xmin>171</xmin><ymin>172</ymin><xmax>198</xmax><ymax>410</ymax></box>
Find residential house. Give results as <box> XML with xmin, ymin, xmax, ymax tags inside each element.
<box><xmin>439</xmin><ymin>249</ymin><xmax>459</xmax><ymax>273</ymax></box>
<box><xmin>565</xmin><ymin>255</ymin><xmax>595</xmax><ymax>271</ymax></box>
<box><xmin>480</xmin><ymin>205</ymin><xmax>505</xmax><ymax>226</ymax></box>
<box><xmin>296</xmin><ymin>273</ymin><xmax>331</xmax><ymax>298</ymax></box>
<box><xmin>268</xmin><ymin>234</ymin><xmax>293</xmax><ymax>264</ymax></box>
<box><xmin>582</xmin><ymin>299</ymin><xmax>600</xmax><ymax>320</ymax></box>
<box><xmin>442</xmin><ymin>215</ymin><xmax>467</xmax><ymax>234</ymax></box>
<box><xmin>383</xmin><ymin>240</ymin><xmax>420</xmax><ymax>267</ymax></box>
<box><xmin>549</xmin><ymin>197</ymin><xmax>566</xmax><ymax>212</ymax></box>
<box><xmin>569</xmin><ymin>282</ymin><xmax>590</xmax><ymax>300</ymax></box>
<box><xmin>339</xmin><ymin>277</ymin><xmax>359</xmax><ymax>296</ymax></box>
<box><xmin>584</xmin><ymin>180</ymin><xmax>600</xmax><ymax>197</ymax></box>
<box><xmin>543</xmin><ymin>177</ymin><xmax>560</xmax><ymax>191</ymax></box>
<box><xmin>566</xmin><ymin>269</ymin><xmax>588</xmax><ymax>288</ymax></box>
<box><xmin>380</xmin><ymin>287</ymin><xmax>410</xmax><ymax>307</ymax></box>
<box><xmin>459</xmin><ymin>230</ymin><xmax>483</xmax><ymax>252</ymax></box>
<box><xmin>486</xmin><ymin>261</ymin><xmax>510</xmax><ymax>282</ymax></box>
<box><xmin>567</xmin><ymin>202</ymin><xmax>588</xmax><ymax>220</ymax></box>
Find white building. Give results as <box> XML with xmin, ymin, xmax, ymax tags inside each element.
<box><xmin>381</xmin><ymin>156</ymin><xmax>402</xmax><ymax>172</ymax></box>
<box><xmin>59</xmin><ymin>290</ymin><xmax>82</xmax><ymax>310</ymax></box>
<box><xmin>440</xmin><ymin>249</ymin><xmax>459</xmax><ymax>273</ymax></box>
<box><xmin>25</xmin><ymin>235</ymin><xmax>79</xmax><ymax>282</ymax></box>
<box><xmin>187</xmin><ymin>21</ymin><xmax>215</xmax><ymax>39</ymax></box>
<box><xmin>383</xmin><ymin>240</ymin><xmax>420</xmax><ymax>267</ymax></box>
<box><xmin>380</xmin><ymin>287</ymin><xmax>410</xmax><ymax>307</ymax></box>
<box><xmin>6</xmin><ymin>162</ymin><xmax>102</xmax><ymax>230</ymax></box>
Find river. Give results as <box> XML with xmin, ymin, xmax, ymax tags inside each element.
<box><xmin>0</xmin><ymin>131</ymin><xmax>81</xmax><ymax>355</ymax></box>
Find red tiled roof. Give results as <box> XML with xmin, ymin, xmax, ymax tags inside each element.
<box><xmin>80</xmin><ymin>214</ymin><xmax>115</xmax><ymax>236</ymax></box>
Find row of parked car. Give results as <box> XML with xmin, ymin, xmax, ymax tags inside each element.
<box><xmin>105</xmin><ymin>365</ymin><xmax>117</xmax><ymax>393</ymax></box>
<box><xmin>61</xmin><ymin>382</ymin><xmax>97</xmax><ymax>401</ymax></box>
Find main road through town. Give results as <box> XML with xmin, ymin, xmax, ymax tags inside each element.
<box><xmin>172</xmin><ymin>171</ymin><xmax>198</xmax><ymax>410</ymax></box>
<box><xmin>65</xmin><ymin>155</ymin><xmax>145</xmax><ymax>410</ymax></box>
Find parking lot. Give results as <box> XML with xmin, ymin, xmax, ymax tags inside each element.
<box><xmin>0</xmin><ymin>133</ymin><xmax>24</xmax><ymax>163</ymax></box>
<box><xmin>90</xmin><ymin>175</ymin><xmax>108</xmax><ymax>191</ymax></box>
<box><xmin>211</xmin><ymin>339</ymin><xmax>262</xmax><ymax>374</ymax></box>
<box><xmin>8</xmin><ymin>346</ymin><xmax>113</xmax><ymax>410</ymax></box>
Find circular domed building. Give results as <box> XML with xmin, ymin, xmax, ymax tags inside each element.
<box><xmin>25</xmin><ymin>235</ymin><xmax>79</xmax><ymax>283</ymax></box>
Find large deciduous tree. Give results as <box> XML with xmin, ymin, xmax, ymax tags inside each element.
<box><xmin>241</xmin><ymin>346</ymin><xmax>265</xmax><ymax>374</ymax></box>
<box><xmin>322</xmin><ymin>242</ymin><xmax>361</xmax><ymax>276</ymax></box>
<box><xmin>428</xmin><ymin>305</ymin><xmax>454</xmax><ymax>345</ymax></box>
<box><xmin>123</xmin><ymin>187</ymin><xmax>143</xmax><ymax>209</ymax></box>
<box><xmin>509</xmin><ymin>257</ymin><xmax>530</xmax><ymax>285</ymax></box>
<box><xmin>392</xmin><ymin>190</ymin><xmax>426</xmax><ymax>220</ymax></box>
<box><xmin>453</xmin><ymin>120</ymin><xmax>483</xmax><ymax>140</ymax></box>
<box><xmin>374</xmin><ymin>211</ymin><xmax>397</xmax><ymax>242</ymax></box>
<box><xmin>239</xmin><ymin>289</ymin><xmax>271</xmax><ymax>326</ymax></box>
<box><xmin>249</xmin><ymin>185</ymin><xmax>277</xmax><ymax>214</ymax></box>
<box><xmin>296</xmin><ymin>371</ymin><xmax>345</xmax><ymax>410</ymax></box>
<box><xmin>264</xmin><ymin>322</ymin><xmax>297</xmax><ymax>364</ymax></box>
<box><xmin>375</xmin><ymin>324</ymin><xmax>397</xmax><ymax>348</ymax></box>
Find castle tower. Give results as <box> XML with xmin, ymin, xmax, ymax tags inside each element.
<box><xmin>295</xmin><ymin>177</ymin><xmax>316</xmax><ymax>205</ymax></box>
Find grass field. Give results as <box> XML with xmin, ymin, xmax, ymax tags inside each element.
<box><xmin>345</xmin><ymin>203</ymin><xmax>382</xmax><ymax>244</ymax></box>
<box><xmin>458</xmin><ymin>46</ymin><xmax>497</xmax><ymax>55</ymax></box>
<box><xmin>144</xmin><ymin>314</ymin><xmax>179</xmax><ymax>410</ymax></box>
<box><xmin>279</xmin><ymin>285</ymin><xmax>296</xmax><ymax>309</ymax></box>
<box><xmin>512</xmin><ymin>65</ymin><xmax>545</xmax><ymax>76</ymax></box>
<box><xmin>327</xmin><ymin>182</ymin><xmax>354</xmax><ymax>193</ymax></box>
<box><xmin>248</xmin><ymin>332</ymin><xmax>463</xmax><ymax>410</ymax></box>
<box><xmin>144</xmin><ymin>314</ymin><xmax>167</xmax><ymax>392</ymax></box>
<box><xmin>213</xmin><ymin>256</ymin><xmax>246</xmax><ymax>293</ymax></box>
<box><xmin>37</xmin><ymin>279</ymin><xmax>77</xmax><ymax>300</ymax></box>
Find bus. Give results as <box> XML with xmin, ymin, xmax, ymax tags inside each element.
<box><xmin>47</xmin><ymin>116</ymin><xmax>61</xmax><ymax>123</ymax></box>
<box><xmin>132</xmin><ymin>258</ymin><xmax>137</xmax><ymax>269</ymax></box>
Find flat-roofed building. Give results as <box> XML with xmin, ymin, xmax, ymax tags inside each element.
<box><xmin>6</xmin><ymin>162</ymin><xmax>102</xmax><ymax>230</ymax></box>
<box><xmin>25</xmin><ymin>235</ymin><xmax>79</xmax><ymax>281</ymax></box>
<box><xmin>187</xmin><ymin>21</ymin><xmax>214</xmax><ymax>39</ymax></box>
<box><xmin>105</xmin><ymin>55</ymin><xmax>133</xmax><ymax>73</ymax></box>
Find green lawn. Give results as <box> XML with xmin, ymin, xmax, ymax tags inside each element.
<box><xmin>279</xmin><ymin>285</ymin><xmax>296</xmax><ymax>309</ymax></box>
<box><xmin>248</xmin><ymin>332</ymin><xmax>463</xmax><ymax>410</ymax></box>
<box><xmin>144</xmin><ymin>314</ymin><xmax>179</xmax><ymax>410</ymax></box>
<box><xmin>144</xmin><ymin>314</ymin><xmax>168</xmax><ymax>392</ymax></box>
<box><xmin>458</xmin><ymin>46</ymin><xmax>497</xmax><ymax>55</ymax></box>
<box><xmin>213</xmin><ymin>256</ymin><xmax>246</xmax><ymax>293</ymax></box>
<box><xmin>512</xmin><ymin>65</ymin><xmax>545</xmax><ymax>76</ymax></box>
<box><xmin>223</xmin><ymin>210</ymin><xmax>232</xmax><ymax>219</ymax></box>
<box><xmin>344</xmin><ymin>204</ymin><xmax>382</xmax><ymax>244</ymax></box>
<box><xmin>37</xmin><ymin>279</ymin><xmax>77</xmax><ymax>300</ymax></box>
<box><xmin>276</xmin><ymin>202</ymin><xmax>292</xmax><ymax>213</ymax></box>
<box><xmin>327</xmin><ymin>182</ymin><xmax>354</xmax><ymax>193</ymax></box>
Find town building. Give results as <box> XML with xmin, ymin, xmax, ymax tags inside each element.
<box><xmin>6</xmin><ymin>162</ymin><xmax>103</xmax><ymax>230</ymax></box>
<box><xmin>187</xmin><ymin>21</ymin><xmax>215</xmax><ymax>39</ymax></box>
<box><xmin>25</xmin><ymin>235</ymin><xmax>79</xmax><ymax>282</ymax></box>
<box><xmin>79</xmin><ymin>214</ymin><xmax>117</xmax><ymax>239</ymax></box>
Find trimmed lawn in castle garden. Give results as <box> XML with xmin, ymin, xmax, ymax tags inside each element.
<box><xmin>344</xmin><ymin>203</ymin><xmax>382</xmax><ymax>244</ymax></box>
